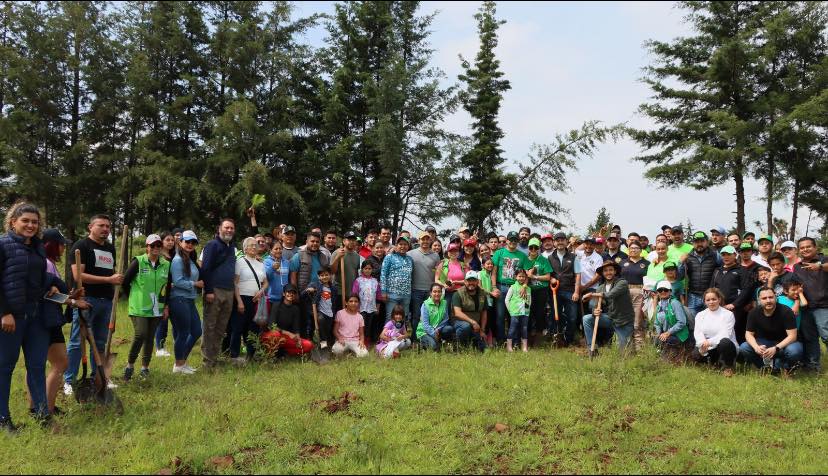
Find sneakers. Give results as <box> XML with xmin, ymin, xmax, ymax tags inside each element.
<box><xmin>63</xmin><ymin>383</ymin><xmax>74</xmax><ymax>396</ymax></box>
<box><xmin>139</xmin><ymin>368</ymin><xmax>150</xmax><ymax>379</ymax></box>
<box><xmin>155</xmin><ymin>348</ymin><xmax>171</xmax><ymax>358</ymax></box>
<box><xmin>106</xmin><ymin>379</ymin><xmax>118</xmax><ymax>389</ymax></box>
<box><xmin>183</xmin><ymin>364</ymin><xmax>198</xmax><ymax>372</ymax></box>
<box><xmin>173</xmin><ymin>365</ymin><xmax>195</xmax><ymax>375</ymax></box>
<box><xmin>0</xmin><ymin>417</ymin><xmax>18</xmax><ymax>434</ymax></box>
<box><xmin>123</xmin><ymin>367</ymin><xmax>134</xmax><ymax>382</ymax></box>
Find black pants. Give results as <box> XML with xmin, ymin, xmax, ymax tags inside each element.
<box><xmin>128</xmin><ymin>316</ymin><xmax>161</xmax><ymax>367</ymax></box>
<box><xmin>529</xmin><ymin>288</ymin><xmax>549</xmax><ymax>334</ymax></box>
<box><xmin>733</xmin><ymin>307</ymin><xmax>748</xmax><ymax>345</ymax></box>
<box><xmin>318</xmin><ymin>313</ymin><xmax>335</xmax><ymax>347</ymax></box>
<box><xmin>361</xmin><ymin>312</ymin><xmax>378</xmax><ymax>343</ymax></box>
<box><xmin>691</xmin><ymin>338</ymin><xmax>737</xmax><ymax>369</ymax></box>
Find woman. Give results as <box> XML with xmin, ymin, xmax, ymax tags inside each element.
<box><xmin>264</xmin><ymin>241</ymin><xmax>290</xmax><ymax>318</ymax></box>
<box><xmin>478</xmin><ymin>243</ymin><xmax>492</xmax><ymax>263</ymax></box>
<box><xmin>690</xmin><ymin>288</ymin><xmax>737</xmax><ymax>376</ymax></box>
<box><xmin>435</xmin><ymin>243</ymin><xmax>466</xmax><ymax>309</ymax></box>
<box><xmin>232</xmin><ymin>237</ymin><xmax>268</xmax><ymax>365</ymax></box>
<box><xmin>168</xmin><ymin>231</ymin><xmax>203</xmax><ymax>374</ymax></box>
<box><xmin>460</xmin><ymin>239</ymin><xmax>482</xmax><ymax>271</ymax></box>
<box><xmin>646</xmin><ymin>242</ymin><xmax>670</xmax><ymax>283</ymax></box>
<box><xmin>122</xmin><ymin>234</ymin><xmax>170</xmax><ymax>381</ymax></box>
<box><xmin>653</xmin><ymin>280</ymin><xmax>690</xmax><ymax>356</ymax></box>
<box><xmin>431</xmin><ymin>239</ymin><xmax>443</xmax><ymax>260</ymax></box>
<box><xmin>154</xmin><ymin>231</ymin><xmax>177</xmax><ymax>358</ymax></box>
<box><xmin>779</xmin><ymin>241</ymin><xmax>800</xmax><ymax>272</ymax></box>
<box><xmin>416</xmin><ymin>283</ymin><xmax>454</xmax><ymax>351</ymax></box>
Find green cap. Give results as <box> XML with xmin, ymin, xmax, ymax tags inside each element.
<box><xmin>720</xmin><ymin>245</ymin><xmax>736</xmax><ymax>255</ymax></box>
<box><xmin>528</xmin><ymin>238</ymin><xmax>541</xmax><ymax>248</ymax></box>
<box><xmin>396</xmin><ymin>235</ymin><xmax>411</xmax><ymax>244</ymax></box>
<box><xmin>692</xmin><ymin>231</ymin><xmax>708</xmax><ymax>241</ymax></box>
<box><xmin>738</xmin><ymin>242</ymin><xmax>754</xmax><ymax>251</ymax></box>
<box><xmin>507</xmin><ymin>231</ymin><xmax>519</xmax><ymax>241</ymax></box>
<box><xmin>742</xmin><ymin>231</ymin><xmax>755</xmax><ymax>239</ymax></box>
<box><xmin>757</xmin><ymin>234</ymin><xmax>773</xmax><ymax>244</ymax></box>
<box><xmin>664</xmin><ymin>261</ymin><xmax>678</xmax><ymax>270</ymax></box>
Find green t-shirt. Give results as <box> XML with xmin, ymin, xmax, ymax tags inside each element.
<box><xmin>524</xmin><ymin>254</ymin><xmax>553</xmax><ymax>290</ymax></box>
<box><xmin>667</xmin><ymin>243</ymin><xmax>693</xmax><ymax>263</ymax></box>
<box><xmin>492</xmin><ymin>248</ymin><xmax>528</xmax><ymax>286</ymax></box>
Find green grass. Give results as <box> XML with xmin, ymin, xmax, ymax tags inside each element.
<box><xmin>1</xmin><ymin>300</ymin><xmax>827</xmax><ymax>474</ymax></box>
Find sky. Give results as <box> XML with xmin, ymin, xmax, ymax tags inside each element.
<box><xmin>291</xmin><ymin>1</ymin><xmax>822</xmax><ymax>238</ymax></box>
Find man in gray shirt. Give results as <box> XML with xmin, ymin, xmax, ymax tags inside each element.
<box><xmin>408</xmin><ymin>231</ymin><xmax>440</xmax><ymax>333</ymax></box>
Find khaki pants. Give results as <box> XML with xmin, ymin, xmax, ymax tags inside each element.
<box><xmin>629</xmin><ymin>287</ymin><xmax>646</xmax><ymax>351</ymax></box>
<box><xmin>202</xmin><ymin>288</ymin><xmax>235</xmax><ymax>367</ymax></box>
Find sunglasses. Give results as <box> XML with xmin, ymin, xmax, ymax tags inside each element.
<box><xmin>184</xmin><ymin>239</ymin><xmax>198</xmax><ymax>245</ymax></box>
<box><xmin>657</xmin><ymin>288</ymin><xmax>671</xmax><ymax>292</ymax></box>
<box><xmin>149</xmin><ymin>243</ymin><xmax>162</xmax><ymax>248</ymax></box>
<box><xmin>529</xmin><ymin>246</ymin><xmax>539</xmax><ymax>250</ymax></box>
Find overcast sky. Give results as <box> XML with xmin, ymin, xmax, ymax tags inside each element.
<box><xmin>292</xmin><ymin>1</ymin><xmax>822</xmax><ymax>239</ymax></box>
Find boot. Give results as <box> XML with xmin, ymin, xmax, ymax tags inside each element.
<box><xmin>506</xmin><ymin>339</ymin><xmax>513</xmax><ymax>352</ymax></box>
<box><xmin>521</xmin><ymin>339</ymin><xmax>529</xmax><ymax>353</ymax></box>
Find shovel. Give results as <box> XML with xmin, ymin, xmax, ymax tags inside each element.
<box><xmin>310</xmin><ymin>302</ymin><xmax>329</xmax><ymax>364</ymax></box>
<box><xmin>589</xmin><ymin>295</ymin><xmax>603</xmax><ymax>360</ymax></box>
<box><xmin>549</xmin><ymin>281</ymin><xmax>564</xmax><ymax>347</ymax></box>
<box><xmin>104</xmin><ymin>225</ymin><xmax>129</xmax><ymax>379</ymax></box>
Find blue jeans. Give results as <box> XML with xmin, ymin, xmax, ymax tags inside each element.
<box><xmin>550</xmin><ymin>290</ymin><xmax>580</xmax><ymax>344</ymax></box>
<box><xmin>800</xmin><ymin>307</ymin><xmax>828</xmax><ymax>371</ymax></box>
<box><xmin>508</xmin><ymin>315</ymin><xmax>529</xmax><ymax>340</ymax></box>
<box><xmin>739</xmin><ymin>339</ymin><xmax>803</xmax><ymax>370</ymax></box>
<box><xmin>65</xmin><ymin>297</ymin><xmax>112</xmax><ymax>385</ymax></box>
<box><xmin>418</xmin><ymin>324</ymin><xmax>456</xmax><ymax>351</ymax></box>
<box><xmin>0</xmin><ymin>304</ymin><xmax>49</xmax><ymax>419</ymax></box>
<box><xmin>494</xmin><ymin>283</ymin><xmax>511</xmax><ymax>343</ymax></box>
<box><xmin>154</xmin><ymin>317</ymin><xmax>178</xmax><ymax>350</ymax></box>
<box><xmin>452</xmin><ymin>320</ymin><xmax>487</xmax><ymax>351</ymax></box>
<box><xmin>582</xmin><ymin>313</ymin><xmax>634</xmax><ymax>351</ymax></box>
<box><xmin>410</xmin><ymin>290</ymin><xmax>430</xmax><ymax>338</ymax></box>
<box><xmin>385</xmin><ymin>292</ymin><xmax>411</xmax><ymax>322</ymax></box>
<box><xmin>168</xmin><ymin>297</ymin><xmax>202</xmax><ymax>361</ymax></box>
<box><xmin>687</xmin><ymin>293</ymin><xmax>705</xmax><ymax>315</ymax></box>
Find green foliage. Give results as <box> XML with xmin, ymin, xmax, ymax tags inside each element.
<box><xmin>587</xmin><ymin>207</ymin><xmax>612</xmax><ymax>237</ymax></box>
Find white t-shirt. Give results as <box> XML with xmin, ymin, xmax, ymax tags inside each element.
<box><xmin>235</xmin><ymin>256</ymin><xmax>266</xmax><ymax>296</ymax></box>
<box><xmin>693</xmin><ymin>306</ymin><xmax>737</xmax><ymax>353</ymax></box>
<box><xmin>576</xmin><ymin>249</ymin><xmax>604</xmax><ymax>288</ymax></box>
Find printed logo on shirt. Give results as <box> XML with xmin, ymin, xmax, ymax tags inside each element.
<box><xmin>321</xmin><ymin>290</ymin><xmax>332</xmax><ymax>301</ymax></box>
<box><xmin>94</xmin><ymin>249</ymin><xmax>114</xmax><ymax>270</ymax></box>
<box><xmin>502</xmin><ymin>257</ymin><xmax>520</xmax><ymax>280</ymax></box>
<box><xmin>623</xmin><ymin>262</ymin><xmax>630</xmax><ymax>267</ymax></box>
<box><xmin>640</xmin><ymin>263</ymin><xmax>646</xmax><ymax>269</ymax></box>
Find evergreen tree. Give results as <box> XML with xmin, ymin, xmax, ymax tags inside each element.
<box><xmin>587</xmin><ymin>207</ymin><xmax>612</xmax><ymax>237</ymax></box>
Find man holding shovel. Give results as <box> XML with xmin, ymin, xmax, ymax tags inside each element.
<box><xmin>581</xmin><ymin>260</ymin><xmax>635</xmax><ymax>356</ymax></box>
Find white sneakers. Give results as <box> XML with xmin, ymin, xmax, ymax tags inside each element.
<box><xmin>106</xmin><ymin>379</ymin><xmax>118</xmax><ymax>389</ymax></box>
<box><xmin>172</xmin><ymin>365</ymin><xmax>195</xmax><ymax>375</ymax></box>
<box><xmin>63</xmin><ymin>383</ymin><xmax>73</xmax><ymax>396</ymax></box>
<box><xmin>155</xmin><ymin>349</ymin><xmax>171</xmax><ymax>358</ymax></box>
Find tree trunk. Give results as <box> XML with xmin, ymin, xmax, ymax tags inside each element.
<box><xmin>734</xmin><ymin>159</ymin><xmax>745</xmax><ymax>235</ymax></box>
<box><xmin>790</xmin><ymin>176</ymin><xmax>800</xmax><ymax>239</ymax></box>
<box><xmin>765</xmin><ymin>156</ymin><xmax>774</xmax><ymax>235</ymax></box>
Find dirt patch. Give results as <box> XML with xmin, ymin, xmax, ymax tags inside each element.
<box><xmin>717</xmin><ymin>410</ymin><xmax>794</xmax><ymax>423</ymax></box>
<box><xmin>614</xmin><ymin>406</ymin><xmax>636</xmax><ymax>432</ymax></box>
<box><xmin>486</xmin><ymin>422</ymin><xmax>509</xmax><ymax>433</ymax></box>
<box><xmin>299</xmin><ymin>443</ymin><xmax>338</xmax><ymax>459</ymax></box>
<box><xmin>599</xmin><ymin>452</ymin><xmax>613</xmax><ymax>470</ymax></box>
<box><xmin>494</xmin><ymin>455</ymin><xmax>511</xmax><ymax>475</ymax></box>
<box><xmin>312</xmin><ymin>391</ymin><xmax>358</xmax><ymax>414</ymax></box>
<box><xmin>207</xmin><ymin>455</ymin><xmax>234</xmax><ymax>470</ymax></box>
<box><xmin>516</xmin><ymin>418</ymin><xmax>545</xmax><ymax>435</ymax></box>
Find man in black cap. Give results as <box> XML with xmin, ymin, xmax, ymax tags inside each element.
<box><xmin>281</xmin><ymin>226</ymin><xmax>298</xmax><ymax>262</ymax></box>
<box><xmin>548</xmin><ymin>232</ymin><xmax>581</xmax><ymax>345</ymax></box>
<box><xmin>602</xmin><ymin>232</ymin><xmax>627</xmax><ymax>263</ymax></box>
<box><xmin>661</xmin><ymin>225</ymin><xmax>673</xmax><ymax>246</ymax></box>
<box><xmin>331</xmin><ymin>231</ymin><xmax>360</xmax><ymax>295</ymax></box>
<box><xmin>425</xmin><ymin>225</ymin><xmax>438</xmax><ymax>243</ymax></box>
<box><xmin>581</xmin><ymin>260</ymin><xmax>635</xmax><ymax>354</ymax></box>
<box><xmin>684</xmin><ymin>231</ymin><xmax>721</xmax><ymax>314</ymax></box>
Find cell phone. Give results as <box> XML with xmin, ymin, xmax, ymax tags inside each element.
<box><xmin>44</xmin><ymin>292</ymin><xmax>69</xmax><ymax>304</ymax></box>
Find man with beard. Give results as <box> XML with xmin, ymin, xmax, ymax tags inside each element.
<box><xmin>451</xmin><ymin>271</ymin><xmax>489</xmax><ymax>351</ymax></box>
<box><xmin>290</xmin><ymin>232</ymin><xmax>330</xmax><ymax>337</ymax></box>
<box><xmin>201</xmin><ymin>218</ymin><xmax>238</xmax><ymax>369</ymax></box>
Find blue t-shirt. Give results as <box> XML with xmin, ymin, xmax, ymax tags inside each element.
<box><xmin>290</xmin><ymin>252</ymin><xmax>322</xmax><ymax>284</ymax></box>
<box><xmin>777</xmin><ymin>295</ymin><xmax>800</xmax><ymax>329</ymax></box>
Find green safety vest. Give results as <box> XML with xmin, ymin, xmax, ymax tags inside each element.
<box><xmin>128</xmin><ymin>254</ymin><xmax>170</xmax><ymax>318</ymax></box>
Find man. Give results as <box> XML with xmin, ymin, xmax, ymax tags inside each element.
<box><xmin>359</xmin><ymin>229</ymin><xmax>378</xmax><ymax>259</ymax></box>
<box><xmin>710</xmin><ymin>245</ymin><xmax>755</xmax><ymax>344</ymax></box>
<box><xmin>793</xmin><ymin>237</ymin><xmax>828</xmax><ymax>372</ymax></box>
<box><xmin>540</xmin><ymin>233</ymin><xmax>555</xmax><ymax>258</ymax></box>
<box><xmin>426</xmin><ymin>225</ymin><xmax>438</xmax><ymax>242</ymax></box>
<box><xmin>200</xmin><ymin>218</ymin><xmax>238</xmax><ymax>369</ymax></box>
<box><xmin>709</xmin><ymin>226</ymin><xmax>727</xmax><ymax>253</ymax></box>
<box><xmin>381</xmin><ymin>235</ymin><xmax>414</xmax><ymax>322</ymax></box>
<box><xmin>739</xmin><ymin>287</ymin><xmax>803</xmax><ymax>373</ymax></box>
<box><xmin>619</xmin><ymin>241</ymin><xmax>650</xmax><ymax>351</ymax></box>
<box><xmin>742</xmin><ymin>232</ymin><xmax>756</xmax><ymax>248</ymax></box>
<box><xmin>322</xmin><ymin>230</ymin><xmax>338</xmax><ymax>259</ymax></box>
<box><xmin>517</xmin><ymin>227</ymin><xmax>531</xmax><ymax>255</ymax></box>
<box><xmin>331</xmin><ymin>231</ymin><xmax>360</xmax><ymax>296</ymax></box>
<box><xmin>263</xmin><ymin>233</ymin><xmax>274</xmax><ymax>250</ymax></box>
<box><xmin>280</xmin><ymin>226</ymin><xmax>298</xmax><ymax>262</ymax></box>
<box><xmin>451</xmin><ymin>271</ymin><xmax>489</xmax><ymax>351</ymax></box>
<box><xmin>610</xmin><ymin>225</ymin><xmax>626</xmax><ymax>247</ymax></box>
<box><xmin>65</xmin><ymin>214</ymin><xmax>123</xmax><ymax>394</ymax></box>
<box><xmin>498</xmin><ymin>235</ymin><xmax>507</xmax><ymax>248</ymax></box>
<box><xmin>400</xmin><ymin>230</ymin><xmax>412</xmax><ymax>240</ymax></box>
<box><xmin>752</xmin><ymin>235</ymin><xmax>774</xmax><ymax>268</ymax></box>
<box><xmin>364</xmin><ymin>241</ymin><xmax>385</xmax><ymax>281</ymax></box>
<box><xmin>408</xmin><ymin>231</ymin><xmax>439</xmax><ymax>334</ymax></box>
<box><xmin>486</xmin><ymin>232</ymin><xmax>500</xmax><ymax>252</ymax></box>
<box><xmin>639</xmin><ymin>235</ymin><xmax>650</xmax><ymax>254</ymax></box>
<box><xmin>663</xmin><ymin>226</ymin><xmax>674</xmax><ymax>246</ymax></box>
<box><xmin>581</xmin><ymin>260</ymin><xmax>635</xmax><ymax>354</ymax></box>
<box><xmin>667</xmin><ymin>226</ymin><xmax>693</xmax><ymax>264</ymax></box>
<box><xmin>603</xmin><ymin>232</ymin><xmax>627</xmax><ymax>263</ymax></box>
<box><xmin>576</xmin><ymin>236</ymin><xmax>605</xmax><ymax>313</ymax></box>
<box><xmin>548</xmin><ymin>232</ymin><xmax>581</xmax><ymax>346</ymax></box>
<box><xmin>524</xmin><ymin>238</ymin><xmax>554</xmax><ymax>339</ymax></box>
<box><xmin>290</xmin><ymin>232</ymin><xmax>330</xmax><ymax>337</ymax></box>
<box><xmin>458</xmin><ymin>225</ymin><xmax>472</xmax><ymax>242</ymax></box>
<box><xmin>379</xmin><ymin>226</ymin><xmax>394</xmax><ymax>255</ymax></box>
<box><xmin>684</xmin><ymin>231</ymin><xmax>722</xmax><ymax>314</ymax></box>
<box><xmin>727</xmin><ymin>232</ymin><xmax>742</xmax><ymax>249</ymax></box>
<box><xmin>491</xmin><ymin>232</ymin><xmax>529</xmax><ymax>344</ymax></box>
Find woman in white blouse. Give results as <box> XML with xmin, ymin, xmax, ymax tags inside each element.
<box><xmin>691</xmin><ymin>288</ymin><xmax>738</xmax><ymax>376</ymax></box>
<box><xmin>231</xmin><ymin>237</ymin><xmax>268</xmax><ymax>365</ymax></box>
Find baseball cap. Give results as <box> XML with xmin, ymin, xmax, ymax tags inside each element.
<box><xmin>554</xmin><ymin>232</ymin><xmax>567</xmax><ymax>240</ymax></box>
<box><xmin>692</xmin><ymin>231</ymin><xmax>708</xmax><ymax>241</ymax></box>
<box><xmin>283</xmin><ymin>283</ymin><xmax>298</xmax><ymax>294</ymax></box>
<box><xmin>643</xmin><ymin>276</ymin><xmax>657</xmax><ymax>292</ymax></box>
<box><xmin>418</xmin><ymin>231</ymin><xmax>431</xmax><ymax>240</ymax></box>
<box><xmin>447</xmin><ymin>243</ymin><xmax>460</xmax><ymax>252</ymax></box>
<box><xmin>425</xmin><ymin>225</ymin><xmax>436</xmax><ymax>233</ymax></box>
<box><xmin>661</xmin><ymin>225</ymin><xmax>672</xmax><ymax>231</ymax></box>
<box><xmin>607</xmin><ymin>232</ymin><xmax>620</xmax><ymax>240</ymax></box>
<box><xmin>528</xmin><ymin>238</ymin><xmax>541</xmax><ymax>248</ymax></box>
<box><xmin>541</xmin><ymin>233</ymin><xmax>554</xmax><ymax>241</ymax></box>
<box><xmin>780</xmin><ymin>240</ymin><xmax>796</xmax><ymax>250</ymax></box>
<box><xmin>458</xmin><ymin>224</ymin><xmax>471</xmax><ymax>233</ymax></box>
<box><xmin>181</xmin><ymin>230</ymin><xmax>198</xmax><ymax>243</ymax></box>
<box><xmin>396</xmin><ymin>235</ymin><xmax>411</xmax><ymax>244</ymax></box>
<box><xmin>507</xmin><ymin>231</ymin><xmax>519</xmax><ymax>241</ymax></box>
<box><xmin>42</xmin><ymin>228</ymin><xmax>70</xmax><ymax>245</ymax></box>
<box><xmin>595</xmin><ymin>237</ymin><xmax>605</xmax><ymax>244</ymax></box>
<box><xmin>343</xmin><ymin>231</ymin><xmax>357</xmax><ymax>240</ymax></box>
<box><xmin>611</xmin><ymin>224</ymin><xmax>621</xmax><ymax>231</ymax></box>
<box><xmin>145</xmin><ymin>234</ymin><xmax>162</xmax><ymax>245</ymax></box>
<box><xmin>671</xmin><ymin>225</ymin><xmax>683</xmax><ymax>233</ymax></box>
<box><xmin>757</xmin><ymin>234</ymin><xmax>773</xmax><ymax>244</ymax></box>
<box><xmin>742</xmin><ymin>231</ymin><xmax>755</xmax><ymax>239</ymax></box>
<box><xmin>710</xmin><ymin>226</ymin><xmax>726</xmax><ymax>235</ymax></box>
<box><xmin>583</xmin><ymin>235</ymin><xmax>596</xmax><ymax>243</ymax></box>
<box><xmin>720</xmin><ymin>245</ymin><xmax>736</xmax><ymax>255</ymax></box>
<box><xmin>463</xmin><ymin>238</ymin><xmax>476</xmax><ymax>247</ymax></box>
<box><xmin>282</xmin><ymin>225</ymin><xmax>296</xmax><ymax>234</ymax></box>
<box><xmin>656</xmin><ymin>280</ymin><xmax>672</xmax><ymax>291</ymax></box>
<box><xmin>663</xmin><ymin>261</ymin><xmax>678</xmax><ymax>270</ymax></box>
<box><xmin>464</xmin><ymin>270</ymin><xmax>479</xmax><ymax>281</ymax></box>
<box><xmin>738</xmin><ymin>242</ymin><xmax>754</xmax><ymax>251</ymax></box>
<box><xmin>449</xmin><ymin>234</ymin><xmax>461</xmax><ymax>243</ymax></box>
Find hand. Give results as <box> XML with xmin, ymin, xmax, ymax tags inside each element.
<box><xmin>381</xmin><ymin>293</ymin><xmax>388</xmax><ymax>302</ymax></box>
<box><xmin>110</xmin><ymin>274</ymin><xmax>124</xmax><ymax>285</ymax></box>
<box><xmin>700</xmin><ymin>340</ymin><xmax>710</xmax><ymax>354</ymax></box>
<box><xmin>206</xmin><ymin>293</ymin><xmax>215</xmax><ymax>304</ymax></box>
<box><xmin>194</xmin><ymin>280</ymin><xmax>204</xmax><ymax>289</ymax></box>
<box><xmin>272</xmin><ymin>261</ymin><xmax>280</xmax><ymax>271</ymax></box>
<box><xmin>163</xmin><ymin>307</ymin><xmax>169</xmax><ymax>320</ymax></box>
<box><xmin>471</xmin><ymin>322</ymin><xmax>481</xmax><ymax>333</ymax></box>
<box><xmin>490</xmin><ymin>289</ymin><xmax>501</xmax><ymax>299</ymax></box>
<box><xmin>658</xmin><ymin>331</ymin><xmax>670</xmax><ymax>342</ymax></box>
<box><xmin>75</xmin><ymin>299</ymin><xmax>91</xmax><ymax>310</ymax></box>
<box><xmin>762</xmin><ymin>346</ymin><xmax>778</xmax><ymax>359</ymax></box>
<box><xmin>1</xmin><ymin>314</ymin><xmax>14</xmax><ymax>333</ymax></box>
<box><xmin>724</xmin><ymin>304</ymin><xmax>735</xmax><ymax>311</ymax></box>
<box><xmin>806</xmin><ymin>262</ymin><xmax>821</xmax><ymax>271</ymax></box>
<box><xmin>69</xmin><ymin>288</ymin><xmax>85</xmax><ymax>300</ymax></box>
<box><xmin>679</xmin><ymin>253</ymin><xmax>688</xmax><ymax>263</ymax></box>
<box><xmin>581</xmin><ymin>292</ymin><xmax>592</xmax><ymax>302</ymax></box>
<box><xmin>519</xmin><ymin>287</ymin><xmax>528</xmax><ymax>299</ymax></box>
<box><xmin>435</xmin><ymin>329</ymin><xmax>441</xmax><ymax>341</ymax></box>
<box><xmin>572</xmin><ymin>292</ymin><xmax>580</xmax><ymax>302</ymax></box>
<box><xmin>396</xmin><ymin>335</ymin><xmax>405</xmax><ymax>341</ymax></box>
<box><xmin>237</xmin><ymin>303</ymin><xmax>245</xmax><ymax>313</ymax></box>
<box><xmin>550</xmin><ymin>277</ymin><xmax>558</xmax><ymax>287</ymax></box>
<box><xmin>359</xmin><ymin>342</ymin><xmax>366</xmax><ymax>350</ymax></box>
<box><xmin>253</xmin><ymin>292</ymin><xmax>261</xmax><ymax>303</ymax></box>
<box><xmin>307</xmin><ymin>287</ymin><xmax>316</xmax><ymax>294</ymax></box>
<box><xmin>47</xmin><ymin>286</ymin><xmax>59</xmax><ymax>297</ymax></box>
<box><xmin>592</xmin><ymin>307</ymin><xmax>602</xmax><ymax>318</ymax></box>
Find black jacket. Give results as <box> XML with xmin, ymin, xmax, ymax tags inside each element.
<box><xmin>685</xmin><ymin>248</ymin><xmax>721</xmax><ymax>295</ymax></box>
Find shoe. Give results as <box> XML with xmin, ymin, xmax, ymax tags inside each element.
<box><xmin>183</xmin><ymin>364</ymin><xmax>198</xmax><ymax>372</ymax></box>
<box><xmin>63</xmin><ymin>383</ymin><xmax>74</xmax><ymax>396</ymax></box>
<box><xmin>231</xmin><ymin>357</ymin><xmax>247</xmax><ymax>367</ymax></box>
<box><xmin>172</xmin><ymin>365</ymin><xmax>195</xmax><ymax>375</ymax></box>
<box><xmin>392</xmin><ymin>351</ymin><xmax>401</xmax><ymax>359</ymax></box>
<box><xmin>0</xmin><ymin>417</ymin><xmax>18</xmax><ymax>434</ymax></box>
<box><xmin>155</xmin><ymin>349</ymin><xmax>171</xmax><ymax>358</ymax></box>
<box><xmin>139</xmin><ymin>368</ymin><xmax>150</xmax><ymax>379</ymax></box>
<box><xmin>106</xmin><ymin>379</ymin><xmax>118</xmax><ymax>389</ymax></box>
<box><xmin>123</xmin><ymin>367</ymin><xmax>134</xmax><ymax>382</ymax></box>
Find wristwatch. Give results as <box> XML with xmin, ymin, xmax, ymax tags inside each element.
<box><xmin>774</xmin><ymin>346</ymin><xmax>781</xmax><ymax>354</ymax></box>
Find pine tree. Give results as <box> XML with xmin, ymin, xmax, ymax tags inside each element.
<box><xmin>587</xmin><ymin>207</ymin><xmax>612</xmax><ymax>237</ymax></box>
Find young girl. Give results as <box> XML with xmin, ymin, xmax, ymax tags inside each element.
<box><xmin>777</xmin><ymin>278</ymin><xmax>808</xmax><ymax>330</ymax></box>
<box><xmin>436</xmin><ymin>243</ymin><xmax>466</xmax><ymax>309</ymax></box>
<box><xmin>376</xmin><ymin>305</ymin><xmax>411</xmax><ymax>359</ymax></box>
<box><xmin>478</xmin><ymin>258</ymin><xmax>496</xmax><ymax>342</ymax></box>
<box><xmin>332</xmin><ymin>295</ymin><xmax>368</xmax><ymax>358</ymax></box>
<box><xmin>506</xmin><ymin>269</ymin><xmax>531</xmax><ymax>352</ymax></box>
<box><xmin>352</xmin><ymin>261</ymin><xmax>382</xmax><ymax>344</ymax></box>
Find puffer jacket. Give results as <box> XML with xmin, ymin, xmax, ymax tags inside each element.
<box><xmin>685</xmin><ymin>248</ymin><xmax>721</xmax><ymax>295</ymax></box>
<box><xmin>0</xmin><ymin>231</ymin><xmax>47</xmax><ymax>318</ymax></box>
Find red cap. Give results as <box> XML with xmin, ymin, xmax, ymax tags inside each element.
<box><xmin>541</xmin><ymin>233</ymin><xmax>554</xmax><ymax>241</ymax></box>
<box><xmin>463</xmin><ymin>238</ymin><xmax>477</xmax><ymax>247</ymax></box>
<box><xmin>447</xmin><ymin>243</ymin><xmax>460</xmax><ymax>252</ymax></box>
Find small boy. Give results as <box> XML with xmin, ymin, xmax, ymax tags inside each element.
<box><xmin>777</xmin><ymin>277</ymin><xmax>808</xmax><ymax>329</ymax></box>
<box><xmin>305</xmin><ymin>265</ymin><xmax>341</xmax><ymax>348</ymax></box>
<box><xmin>663</xmin><ymin>261</ymin><xmax>686</xmax><ymax>305</ymax></box>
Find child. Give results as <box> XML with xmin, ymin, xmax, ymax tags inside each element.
<box><xmin>478</xmin><ymin>258</ymin><xmax>496</xmax><ymax>342</ymax></box>
<box><xmin>265</xmin><ymin>284</ymin><xmax>313</xmax><ymax>356</ymax></box>
<box><xmin>376</xmin><ymin>305</ymin><xmax>411</xmax><ymax>359</ymax></box>
<box><xmin>352</xmin><ymin>261</ymin><xmax>382</xmax><ymax>345</ymax></box>
<box><xmin>305</xmin><ymin>265</ymin><xmax>341</xmax><ymax>349</ymax></box>
<box><xmin>777</xmin><ymin>278</ymin><xmax>808</xmax><ymax>330</ymax></box>
<box><xmin>332</xmin><ymin>295</ymin><xmax>368</xmax><ymax>357</ymax></box>
<box><xmin>663</xmin><ymin>262</ymin><xmax>686</xmax><ymax>305</ymax></box>
<box><xmin>506</xmin><ymin>269</ymin><xmax>531</xmax><ymax>352</ymax></box>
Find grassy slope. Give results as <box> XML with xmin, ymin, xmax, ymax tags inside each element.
<box><xmin>0</xmin><ymin>301</ymin><xmax>827</xmax><ymax>475</ymax></box>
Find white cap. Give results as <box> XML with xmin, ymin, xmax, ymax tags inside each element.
<box><xmin>464</xmin><ymin>270</ymin><xmax>479</xmax><ymax>281</ymax></box>
<box><xmin>780</xmin><ymin>240</ymin><xmax>796</xmax><ymax>250</ymax></box>
<box><xmin>643</xmin><ymin>276</ymin><xmax>657</xmax><ymax>291</ymax></box>
<box><xmin>145</xmin><ymin>234</ymin><xmax>162</xmax><ymax>245</ymax></box>
<box><xmin>181</xmin><ymin>230</ymin><xmax>198</xmax><ymax>243</ymax></box>
<box><xmin>656</xmin><ymin>280</ymin><xmax>672</xmax><ymax>291</ymax></box>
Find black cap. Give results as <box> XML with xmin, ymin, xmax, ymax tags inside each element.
<box><xmin>671</xmin><ymin>226</ymin><xmax>683</xmax><ymax>233</ymax></box>
<box><xmin>344</xmin><ymin>231</ymin><xmax>357</xmax><ymax>239</ymax></box>
<box><xmin>283</xmin><ymin>226</ymin><xmax>296</xmax><ymax>234</ymax></box>
<box><xmin>171</xmin><ymin>227</ymin><xmax>184</xmax><ymax>236</ymax></box>
<box><xmin>661</xmin><ymin>225</ymin><xmax>672</xmax><ymax>231</ymax></box>
<box><xmin>449</xmin><ymin>234</ymin><xmax>461</xmax><ymax>243</ymax></box>
<box><xmin>425</xmin><ymin>225</ymin><xmax>436</xmax><ymax>232</ymax></box>
<box><xmin>507</xmin><ymin>231</ymin><xmax>519</xmax><ymax>241</ymax></box>
<box><xmin>611</xmin><ymin>224</ymin><xmax>621</xmax><ymax>231</ymax></box>
<box><xmin>554</xmin><ymin>232</ymin><xmax>567</xmax><ymax>240</ymax></box>
<box><xmin>42</xmin><ymin>228</ymin><xmax>70</xmax><ymax>245</ymax></box>
<box><xmin>283</xmin><ymin>283</ymin><xmax>298</xmax><ymax>294</ymax></box>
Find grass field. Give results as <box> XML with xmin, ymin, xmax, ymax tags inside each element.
<box><xmin>1</xmin><ymin>301</ymin><xmax>827</xmax><ymax>475</ymax></box>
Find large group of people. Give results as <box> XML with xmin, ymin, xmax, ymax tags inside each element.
<box><xmin>0</xmin><ymin>201</ymin><xmax>827</xmax><ymax>432</ymax></box>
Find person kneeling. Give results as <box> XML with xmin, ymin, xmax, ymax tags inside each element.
<box><xmin>264</xmin><ymin>284</ymin><xmax>313</xmax><ymax>357</ymax></box>
<box><xmin>581</xmin><ymin>260</ymin><xmax>636</xmax><ymax>355</ymax></box>
<box><xmin>332</xmin><ymin>295</ymin><xmax>368</xmax><ymax>357</ymax></box>
<box><xmin>691</xmin><ymin>288</ymin><xmax>738</xmax><ymax>377</ymax></box>
<box><xmin>653</xmin><ymin>280</ymin><xmax>691</xmax><ymax>357</ymax></box>
<box><xmin>376</xmin><ymin>305</ymin><xmax>411</xmax><ymax>359</ymax></box>
<box><xmin>738</xmin><ymin>287</ymin><xmax>803</xmax><ymax>374</ymax></box>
